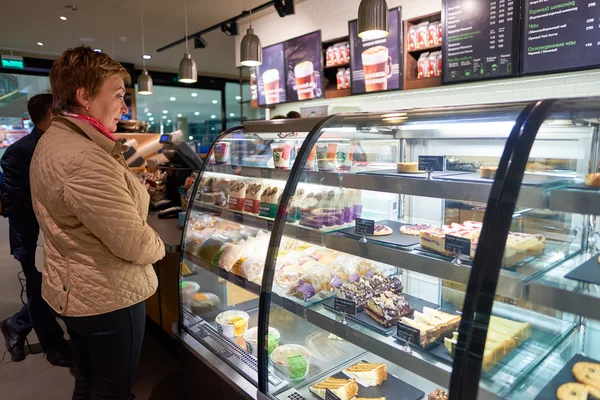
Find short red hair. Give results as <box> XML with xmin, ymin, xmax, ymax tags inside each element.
<box><xmin>50</xmin><ymin>46</ymin><xmax>131</xmax><ymax>114</ymax></box>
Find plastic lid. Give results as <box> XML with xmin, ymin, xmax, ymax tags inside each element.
<box><xmin>270</xmin><ymin>344</ymin><xmax>310</xmax><ymax>366</ymax></box>
<box><xmin>189</xmin><ymin>292</ymin><xmax>219</xmax><ymax>307</ymax></box>
<box><xmin>180</xmin><ymin>281</ymin><xmax>200</xmax><ymax>294</ymax></box>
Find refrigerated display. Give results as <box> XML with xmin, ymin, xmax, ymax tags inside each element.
<box><xmin>176</xmin><ymin>98</ymin><xmax>600</xmax><ymax>400</ymax></box>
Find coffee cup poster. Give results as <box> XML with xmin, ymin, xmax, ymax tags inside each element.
<box><xmin>284</xmin><ymin>31</ymin><xmax>323</xmax><ymax>102</ymax></box>
<box><xmin>349</xmin><ymin>7</ymin><xmax>403</xmax><ymax>95</ymax></box>
<box><xmin>257</xmin><ymin>43</ymin><xmax>286</xmax><ymax>106</ymax></box>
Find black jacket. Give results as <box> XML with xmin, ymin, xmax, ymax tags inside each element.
<box><xmin>1</xmin><ymin>127</ymin><xmax>42</xmax><ymax>261</ymax></box>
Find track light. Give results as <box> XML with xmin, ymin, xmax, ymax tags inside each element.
<box><xmin>274</xmin><ymin>0</ymin><xmax>294</xmax><ymax>17</ymax></box>
<box><xmin>221</xmin><ymin>22</ymin><xmax>238</xmax><ymax>36</ymax></box>
<box><xmin>194</xmin><ymin>36</ymin><xmax>207</xmax><ymax>49</ymax></box>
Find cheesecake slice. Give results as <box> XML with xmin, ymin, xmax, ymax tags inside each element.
<box><xmin>343</xmin><ymin>362</ymin><xmax>387</xmax><ymax>387</ymax></box>
<box><xmin>309</xmin><ymin>377</ymin><xmax>359</xmax><ymax>400</ymax></box>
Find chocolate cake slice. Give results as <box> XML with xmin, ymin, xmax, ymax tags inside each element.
<box><xmin>365</xmin><ymin>291</ymin><xmax>414</xmax><ymax>328</ymax></box>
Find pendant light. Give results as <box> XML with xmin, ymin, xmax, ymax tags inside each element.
<box><xmin>240</xmin><ymin>0</ymin><xmax>262</xmax><ymax>67</ymax></box>
<box><xmin>137</xmin><ymin>0</ymin><xmax>153</xmax><ymax>95</ymax></box>
<box><xmin>178</xmin><ymin>0</ymin><xmax>197</xmax><ymax>83</ymax></box>
<box><xmin>358</xmin><ymin>0</ymin><xmax>389</xmax><ymax>40</ymax></box>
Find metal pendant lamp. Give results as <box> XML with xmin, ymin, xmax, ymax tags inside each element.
<box><xmin>137</xmin><ymin>0</ymin><xmax>153</xmax><ymax>95</ymax></box>
<box><xmin>179</xmin><ymin>0</ymin><xmax>197</xmax><ymax>83</ymax></box>
<box><xmin>358</xmin><ymin>0</ymin><xmax>389</xmax><ymax>40</ymax></box>
<box><xmin>240</xmin><ymin>0</ymin><xmax>262</xmax><ymax>67</ymax></box>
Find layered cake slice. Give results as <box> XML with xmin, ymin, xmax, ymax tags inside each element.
<box><xmin>309</xmin><ymin>377</ymin><xmax>359</xmax><ymax>400</ymax></box>
<box><xmin>366</xmin><ymin>291</ymin><xmax>414</xmax><ymax>328</ymax></box>
<box><xmin>343</xmin><ymin>362</ymin><xmax>387</xmax><ymax>387</ymax></box>
<box><xmin>400</xmin><ymin>317</ymin><xmax>439</xmax><ymax>347</ymax></box>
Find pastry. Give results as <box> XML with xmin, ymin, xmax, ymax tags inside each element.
<box><xmin>557</xmin><ymin>382</ymin><xmax>600</xmax><ymax>400</ymax></box>
<box><xmin>480</xmin><ymin>166</ymin><xmax>498</xmax><ymax>179</ymax></box>
<box><xmin>366</xmin><ymin>291</ymin><xmax>414</xmax><ymax>328</ymax></box>
<box><xmin>573</xmin><ymin>362</ymin><xmax>600</xmax><ymax>390</ymax></box>
<box><xmin>400</xmin><ymin>223</ymin><xmax>435</xmax><ymax>236</ymax></box>
<box><xmin>343</xmin><ymin>362</ymin><xmax>387</xmax><ymax>387</ymax></box>
<box><xmin>428</xmin><ymin>389</ymin><xmax>449</xmax><ymax>400</ymax></box>
<box><xmin>369</xmin><ymin>224</ymin><xmax>393</xmax><ymax>236</ymax></box>
<box><xmin>309</xmin><ymin>377</ymin><xmax>359</xmax><ymax>400</ymax></box>
<box><xmin>397</xmin><ymin>162</ymin><xmax>419</xmax><ymax>173</ymax></box>
<box><xmin>585</xmin><ymin>173</ymin><xmax>600</xmax><ymax>187</ymax></box>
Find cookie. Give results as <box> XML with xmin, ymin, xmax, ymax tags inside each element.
<box><xmin>557</xmin><ymin>382</ymin><xmax>600</xmax><ymax>400</ymax></box>
<box><xmin>573</xmin><ymin>362</ymin><xmax>600</xmax><ymax>390</ymax></box>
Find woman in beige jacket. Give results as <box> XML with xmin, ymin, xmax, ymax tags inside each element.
<box><xmin>30</xmin><ymin>46</ymin><xmax>165</xmax><ymax>400</ymax></box>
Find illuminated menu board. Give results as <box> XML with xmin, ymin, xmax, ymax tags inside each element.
<box><xmin>443</xmin><ymin>0</ymin><xmax>520</xmax><ymax>83</ymax></box>
<box><xmin>522</xmin><ymin>0</ymin><xmax>600</xmax><ymax>75</ymax></box>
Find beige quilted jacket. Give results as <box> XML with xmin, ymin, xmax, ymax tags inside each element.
<box><xmin>30</xmin><ymin>116</ymin><xmax>165</xmax><ymax>317</ymax></box>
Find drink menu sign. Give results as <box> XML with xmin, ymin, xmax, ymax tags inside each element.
<box><xmin>257</xmin><ymin>43</ymin><xmax>286</xmax><ymax>106</ymax></box>
<box><xmin>522</xmin><ymin>0</ymin><xmax>600</xmax><ymax>75</ymax></box>
<box><xmin>443</xmin><ymin>0</ymin><xmax>520</xmax><ymax>83</ymax></box>
<box><xmin>284</xmin><ymin>31</ymin><xmax>324</xmax><ymax>102</ymax></box>
<box><xmin>349</xmin><ymin>7</ymin><xmax>403</xmax><ymax>95</ymax></box>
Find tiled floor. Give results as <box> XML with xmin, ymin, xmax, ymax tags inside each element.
<box><xmin>0</xmin><ymin>218</ymin><xmax>188</xmax><ymax>399</ymax></box>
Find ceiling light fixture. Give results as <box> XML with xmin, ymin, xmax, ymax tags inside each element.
<box><xmin>188</xmin><ymin>136</ymin><xmax>193</xmax><ymax>140</ymax></box>
<box><xmin>170</xmin><ymin>97</ymin><xmax>176</xmax><ymax>101</ymax></box>
<box><xmin>235</xmin><ymin>95</ymin><xmax>242</xmax><ymax>100</ymax></box>
<box><xmin>221</xmin><ymin>22</ymin><xmax>239</xmax><ymax>36</ymax></box>
<box><xmin>37</xmin><ymin>42</ymin><xmax>44</xmax><ymax>46</ymax></box>
<box><xmin>149</xmin><ymin>117</ymin><xmax>155</xmax><ymax>121</ymax></box>
<box><xmin>273</xmin><ymin>0</ymin><xmax>295</xmax><ymax>17</ymax></box>
<box><xmin>177</xmin><ymin>113</ymin><xmax>182</xmax><ymax>117</ymax></box>
<box><xmin>210</xmin><ymin>114</ymin><xmax>216</xmax><ymax>119</ymax></box>
<box><xmin>191</xmin><ymin>92</ymin><xmax>198</xmax><ymax>97</ymax></box>
<box><xmin>93</xmin><ymin>48</ymin><xmax>102</xmax><ymax>53</ymax></box>
<box><xmin>142</xmin><ymin>54</ymin><xmax>152</xmax><ymax>59</ymax></box>
<box><xmin>240</xmin><ymin>0</ymin><xmax>262</xmax><ymax>67</ymax></box>
<box><xmin>147</xmin><ymin>112</ymin><xmax>152</xmax><ymax>116</ymax></box>
<box><xmin>193</xmin><ymin>35</ymin><xmax>207</xmax><ymax>49</ymax></box>
<box><xmin>212</xmin><ymin>100</ymin><xmax>218</xmax><ymax>104</ymax></box>
<box><xmin>178</xmin><ymin>0</ymin><xmax>197</xmax><ymax>83</ymax></box>
<box><xmin>229</xmin><ymin>113</ymin><xmax>235</xmax><ymax>117</ymax></box>
<box><xmin>137</xmin><ymin>0</ymin><xmax>153</xmax><ymax>95</ymax></box>
<box><xmin>60</xmin><ymin>16</ymin><xmax>68</xmax><ymax>21</ymax></box>
<box><xmin>357</xmin><ymin>0</ymin><xmax>389</xmax><ymax>40</ymax></box>
<box><xmin>194</xmin><ymin>111</ymin><xmax>200</xmax><ymax>116</ymax></box>
<box><xmin>162</xmin><ymin>116</ymin><xmax>167</xmax><ymax>119</ymax></box>
<box><xmin>163</xmin><ymin>110</ymin><xmax>168</xmax><ymax>114</ymax></box>
<box><xmin>168</xmin><ymin>119</ymin><xmax>172</xmax><ymax>123</ymax></box>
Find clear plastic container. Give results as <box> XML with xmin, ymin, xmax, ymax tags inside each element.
<box><xmin>180</xmin><ymin>281</ymin><xmax>200</xmax><ymax>303</ymax></box>
<box><xmin>243</xmin><ymin>326</ymin><xmax>281</xmax><ymax>356</ymax></box>
<box><xmin>270</xmin><ymin>344</ymin><xmax>311</xmax><ymax>381</ymax></box>
<box><xmin>215</xmin><ymin>310</ymin><xmax>250</xmax><ymax>337</ymax></box>
<box><xmin>189</xmin><ymin>292</ymin><xmax>220</xmax><ymax>315</ymax></box>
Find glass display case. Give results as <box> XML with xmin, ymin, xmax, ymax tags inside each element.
<box><xmin>177</xmin><ymin>98</ymin><xmax>600</xmax><ymax>400</ymax></box>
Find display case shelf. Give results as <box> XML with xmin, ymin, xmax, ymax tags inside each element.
<box><xmin>549</xmin><ymin>187</ymin><xmax>600</xmax><ymax>215</ymax></box>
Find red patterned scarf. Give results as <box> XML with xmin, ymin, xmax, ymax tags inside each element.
<box><xmin>63</xmin><ymin>112</ymin><xmax>118</xmax><ymax>142</ymax></box>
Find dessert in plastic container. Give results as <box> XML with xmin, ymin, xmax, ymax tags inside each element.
<box><xmin>216</xmin><ymin>310</ymin><xmax>250</xmax><ymax>338</ymax></box>
<box><xmin>180</xmin><ymin>281</ymin><xmax>201</xmax><ymax>303</ymax></box>
<box><xmin>270</xmin><ymin>143</ymin><xmax>292</xmax><ymax>169</ymax></box>
<box><xmin>270</xmin><ymin>344</ymin><xmax>311</xmax><ymax>381</ymax></box>
<box><xmin>189</xmin><ymin>292</ymin><xmax>220</xmax><ymax>315</ymax></box>
<box><xmin>243</xmin><ymin>326</ymin><xmax>281</xmax><ymax>356</ymax></box>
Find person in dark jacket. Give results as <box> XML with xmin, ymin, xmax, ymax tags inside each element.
<box><xmin>0</xmin><ymin>93</ymin><xmax>71</xmax><ymax>366</ymax></box>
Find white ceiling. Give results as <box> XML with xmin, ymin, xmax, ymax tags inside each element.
<box><xmin>0</xmin><ymin>0</ymin><xmax>277</xmax><ymax>78</ymax></box>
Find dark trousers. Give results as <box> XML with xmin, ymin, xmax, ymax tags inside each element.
<box><xmin>9</xmin><ymin>252</ymin><xmax>67</xmax><ymax>354</ymax></box>
<box><xmin>63</xmin><ymin>301</ymin><xmax>146</xmax><ymax>400</ymax></box>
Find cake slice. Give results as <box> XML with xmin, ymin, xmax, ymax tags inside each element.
<box><xmin>343</xmin><ymin>362</ymin><xmax>387</xmax><ymax>387</ymax></box>
<box><xmin>401</xmin><ymin>317</ymin><xmax>438</xmax><ymax>347</ymax></box>
<box><xmin>309</xmin><ymin>377</ymin><xmax>359</xmax><ymax>400</ymax></box>
<box><xmin>366</xmin><ymin>291</ymin><xmax>414</xmax><ymax>328</ymax></box>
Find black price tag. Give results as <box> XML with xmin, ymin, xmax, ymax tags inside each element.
<box><xmin>219</xmin><ymin>268</ymin><xmax>229</xmax><ymax>279</ymax></box>
<box><xmin>233</xmin><ymin>212</ymin><xmax>243</xmax><ymax>223</ymax></box>
<box><xmin>445</xmin><ymin>235</ymin><xmax>471</xmax><ymax>255</ymax></box>
<box><xmin>396</xmin><ymin>321</ymin><xmax>421</xmax><ymax>344</ymax></box>
<box><xmin>261</xmin><ymin>169</ymin><xmax>272</xmax><ymax>179</ymax></box>
<box><xmin>334</xmin><ymin>297</ymin><xmax>357</xmax><ymax>316</ymax></box>
<box><xmin>234</xmin><ymin>275</ymin><xmax>246</xmax><ymax>288</ymax></box>
<box><xmin>325</xmin><ymin>389</ymin><xmax>342</xmax><ymax>400</ymax></box>
<box><xmin>418</xmin><ymin>155</ymin><xmax>445</xmax><ymax>172</ymax></box>
<box><xmin>355</xmin><ymin>218</ymin><xmax>375</xmax><ymax>235</ymax></box>
<box><xmin>267</xmin><ymin>220</ymin><xmax>274</xmax><ymax>231</ymax></box>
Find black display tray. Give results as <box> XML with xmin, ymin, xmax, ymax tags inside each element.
<box><xmin>414</xmin><ymin>245</ymin><xmax>473</xmax><ymax>266</ymax></box>
<box><xmin>328</xmin><ymin>366</ymin><xmax>425</xmax><ymax>400</ymax></box>
<box><xmin>535</xmin><ymin>354</ymin><xmax>600</xmax><ymax>400</ymax></box>
<box><xmin>336</xmin><ymin>220</ymin><xmax>421</xmax><ymax>248</ymax></box>
<box><xmin>565</xmin><ymin>253</ymin><xmax>600</xmax><ymax>286</ymax></box>
<box><xmin>437</xmin><ymin>172</ymin><xmax>573</xmax><ymax>187</ymax></box>
<box><xmin>567</xmin><ymin>183</ymin><xmax>600</xmax><ymax>191</ymax></box>
<box><xmin>358</xmin><ymin>169</ymin><xmax>468</xmax><ymax>179</ymax></box>
<box><xmin>324</xmin><ymin>294</ymin><xmax>439</xmax><ymax>336</ymax></box>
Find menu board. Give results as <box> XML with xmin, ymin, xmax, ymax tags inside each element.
<box><xmin>257</xmin><ymin>43</ymin><xmax>286</xmax><ymax>107</ymax></box>
<box><xmin>522</xmin><ymin>0</ymin><xmax>600</xmax><ymax>75</ymax></box>
<box><xmin>443</xmin><ymin>0</ymin><xmax>520</xmax><ymax>83</ymax></box>
<box><xmin>349</xmin><ymin>7</ymin><xmax>403</xmax><ymax>95</ymax></box>
<box><xmin>284</xmin><ymin>31</ymin><xmax>324</xmax><ymax>102</ymax></box>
